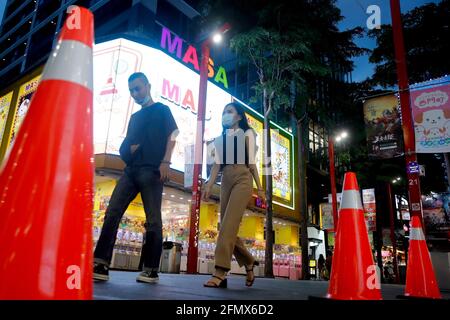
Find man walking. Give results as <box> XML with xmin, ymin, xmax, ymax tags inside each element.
<box><xmin>93</xmin><ymin>72</ymin><xmax>178</xmax><ymax>283</ymax></box>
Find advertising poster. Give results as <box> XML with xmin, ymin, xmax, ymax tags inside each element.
<box><xmin>362</xmin><ymin>188</ymin><xmax>377</xmax><ymax>232</ymax></box>
<box><xmin>410</xmin><ymin>76</ymin><xmax>450</xmax><ymax>153</ymax></box>
<box><xmin>8</xmin><ymin>75</ymin><xmax>41</xmax><ymax>150</ymax></box>
<box><xmin>327</xmin><ymin>232</ymin><xmax>335</xmax><ymax>248</ymax></box>
<box><xmin>246</xmin><ymin>113</ymin><xmax>264</xmax><ymax>189</ymax></box>
<box><xmin>328</xmin><ymin>193</ymin><xmax>342</xmax><ymax>206</ymax></box>
<box><xmin>363</xmin><ymin>95</ymin><xmax>403</xmax><ymax>159</ymax></box>
<box><xmin>320</xmin><ymin>203</ymin><xmax>334</xmax><ymax>230</ymax></box>
<box><xmin>422</xmin><ymin>193</ymin><xmax>450</xmax><ymax>242</ymax></box>
<box><xmin>0</xmin><ymin>91</ymin><xmax>13</xmax><ymax>147</ymax></box>
<box><xmin>271</xmin><ymin>130</ymin><xmax>292</xmax><ymax>204</ymax></box>
<box><xmin>93</xmin><ymin>38</ymin><xmax>295</xmax><ymax>209</ymax></box>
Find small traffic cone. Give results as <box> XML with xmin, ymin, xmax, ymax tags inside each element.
<box><xmin>326</xmin><ymin>172</ymin><xmax>382</xmax><ymax>300</ymax></box>
<box><xmin>0</xmin><ymin>7</ymin><xmax>94</xmax><ymax>299</ymax></box>
<box><xmin>400</xmin><ymin>215</ymin><xmax>441</xmax><ymax>299</ymax></box>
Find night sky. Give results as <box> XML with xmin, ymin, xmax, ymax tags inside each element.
<box><xmin>0</xmin><ymin>0</ymin><xmax>442</xmax><ymax>84</ymax></box>
<box><xmin>337</xmin><ymin>0</ymin><xmax>442</xmax><ymax>83</ymax></box>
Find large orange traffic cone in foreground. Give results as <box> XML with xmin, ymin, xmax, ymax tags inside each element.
<box><xmin>402</xmin><ymin>215</ymin><xmax>441</xmax><ymax>299</ymax></box>
<box><xmin>0</xmin><ymin>7</ymin><xmax>94</xmax><ymax>299</ymax></box>
<box><xmin>327</xmin><ymin>172</ymin><xmax>382</xmax><ymax>300</ymax></box>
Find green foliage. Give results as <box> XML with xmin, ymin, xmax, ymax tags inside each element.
<box><xmin>367</xmin><ymin>0</ymin><xmax>450</xmax><ymax>87</ymax></box>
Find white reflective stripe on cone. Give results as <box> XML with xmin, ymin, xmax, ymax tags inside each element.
<box><xmin>409</xmin><ymin>227</ymin><xmax>426</xmax><ymax>241</ymax></box>
<box><xmin>42</xmin><ymin>40</ymin><xmax>93</xmax><ymax>91</ymax></box>
<box><xmin>339</xmin><ymin>190</ymin><xmax>363</xmax><ymax>210</ymax></box>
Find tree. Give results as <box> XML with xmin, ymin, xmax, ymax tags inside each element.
<box><xmin>200</xmin><ymin>0</ymin><xmax>366</xmax><ymax>279</ymax></box>
<box><xmin>368</xmin><ymin>0</ymin><xmax>450</xmax><ymax>87</ymax></box>
<box><xmin>230</xmin><ymin>7</ymin><xmax>325</xmax><ymax>278</ymax></box>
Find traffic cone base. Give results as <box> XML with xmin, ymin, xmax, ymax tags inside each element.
<box><xmin>403</xmin><ymin>216</ymin><xmax>441</xmax><ymax>299</ymax></box>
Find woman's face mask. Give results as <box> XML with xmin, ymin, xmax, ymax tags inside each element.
<box><xmin>222</xmin><ymin>113</ymin><xmax>237</xmax><ymax>128</ymax></box>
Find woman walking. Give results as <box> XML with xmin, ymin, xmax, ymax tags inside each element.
<box><xmin>202</xmin><ymin>102</ymin><xmax>265</xmax><ymax>288</ymax></box>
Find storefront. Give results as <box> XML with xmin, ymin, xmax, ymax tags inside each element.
<box><xmin>93</xmin><ymin>174</ymin><xmax>301</xmax><ymax>276</ymax></box>
<box><xmin>91</xmin><ymin>36</ymin><xmax>300</xmax><ymax>276</ymax></box>
<box><xmin>0</xmin><ymin>33</ymin><xmax>301</xmax><ymax>278</ymax></box>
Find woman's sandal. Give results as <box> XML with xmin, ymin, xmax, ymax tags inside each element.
<box><xmin>245</xmin><ymin>261</ymin><xmax>259</xmax><ymax>287</ymax></box>
<box><xmin>203</xmin><ymin>275</ymin><xmax>228</xmax><ymax>288</ymax></box>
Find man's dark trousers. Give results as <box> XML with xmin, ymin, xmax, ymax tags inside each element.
<box><xmin>94</xmin><ymin>166</ymin><xmax>163</xmax><ymax>271</ymax></box>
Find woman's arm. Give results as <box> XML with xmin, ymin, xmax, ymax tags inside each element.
<box><xmin>249</xmin><ymin>164</ymin><xmax>263</xmax><ymax>192</ymax></box>
<box><xmin>246</xmin><ymin>129</ymin><xmax>265</xmax><ymax>200</ymax></box>
<box><xmin>202</xmin><ymin>160</ymin><xmax>221</xmax><ymax>201</ymax></box>
<box><xmin>207</xmin><ymin>163</ymin><xmax>221</xmax><ymax>187</ymax></box>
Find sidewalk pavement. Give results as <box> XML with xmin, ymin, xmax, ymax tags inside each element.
<box><xmin>93</xmin><ymin>271</ymin><xmax>450</xmax><ymax>300</ymax></box>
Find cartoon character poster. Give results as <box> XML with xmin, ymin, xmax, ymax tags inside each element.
<box><xmin>410</xmin><ymin>76</ymin><xmax>450</xmax><ymax>153</ymax></box>
<box><xmin>363</xmin><ymin>94</ymin><xmax>404</xmax><ymax>159</ymax></box>
<box><xmin>271</xmin><ymin>130</ymin><xmax>292</xmax><ymax>203</ymax></box>
<box><xmin>7</xmin><ymin>75</ymin><xmax>41</xmax><ymax>151</ymax></box>
<box><xmin>0</xmin><ymin>91</ymin><xmax>13</xmax><ymax>148</ymax></box>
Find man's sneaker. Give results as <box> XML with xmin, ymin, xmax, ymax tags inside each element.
<box><xmin>93</xmin><ymin>263</ymin><xmax>109</xmax><ymax>281</ymax></box>
<box><xmin>136</xmin><ymin>271</ymin><xmax>159</xmax><ymax>283</ymax></box>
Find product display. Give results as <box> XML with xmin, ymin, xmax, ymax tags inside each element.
<box><xmin>93</xmin><ymin>181</ymin><xmax>301</xmax><ymax>274</ymax></box>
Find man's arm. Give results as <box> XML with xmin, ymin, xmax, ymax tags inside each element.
<box><xmin>119</xmin><ymin>115</ymin><xmax>137</xmax><ymax>164</ymax></box>
<box><xmin>163</xmin><ymin>130</ymin><xmax>178</xmax><ymax>162</ymax></box>
<box><xmin>159</xmin><ymin>130</ymin><xmax>178</xmax><ymax>181</ymax></box>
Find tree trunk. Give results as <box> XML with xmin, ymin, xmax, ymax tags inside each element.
<box><xmin>263</xmin><ymin>88</ymin><xmax>274</xmax><ymax>278</ymax></box>
<box><xmin>296</xmin><ymin>115</ymin><xmax>310</xmax><ymax>280</ymax></box>
<box><xmin>289</xmin><ymin>80</ymin><xmax>309</xmax><ymax>280</ymax></box>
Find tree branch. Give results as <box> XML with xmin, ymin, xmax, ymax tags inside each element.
<box><xmin>247</xmin><ymin>46</ymin><xmax>264</xmax><ymax>80</ymax></box>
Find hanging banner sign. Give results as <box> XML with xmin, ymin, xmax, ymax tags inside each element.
<box><xmin>410</xmin><ymin>76</ymin><xmax>450</xmax><ymax>153</ymax></box>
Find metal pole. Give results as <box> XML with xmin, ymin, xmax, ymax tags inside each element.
<box><xmin>328</xmin><ymin>137</ymin><xmax>338</xmax><ymax>231</ymax></box>
<box><xmin>387</xmin><ymin>182</ymin><xmax>400</xmax><ymax>284</ymax></box>
<box><xmin>186</xmin><ymin>42</ymin><xmax>210</xmax><ymax>274</ymax></box>
<box><xmin>444</xmin><ymin>153</ymin><xmax>450</xmax><ymax>190</ymax></box>
<box><xmin>375</xmin><ymin>184</ymin><xmax>384</xmax><ymax>282</ymax></box>
<box><xmin>390</xmin><ymin>0</ymin><xmax>424</xmax><ymax>226</ymax></box>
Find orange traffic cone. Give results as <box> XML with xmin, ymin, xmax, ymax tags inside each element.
<box><xmin>326</xmin><ymin>172</ymin><xmax>382</xmax><ymax>300</ymax></box>
<box><xmin>0</xmin><ymin>7</ymin><xmax>94</xmax><ymax>299</ymax></box>
<box><xmin>402</xmin><ymin>215</ymin><xmax>441</xmax><ymax>299</ymax></box>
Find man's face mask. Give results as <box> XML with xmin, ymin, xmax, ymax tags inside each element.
<box><xmin>136</xmin><ymin>95</ymin><xmax>151</xmax><ymax>106</ymax></box>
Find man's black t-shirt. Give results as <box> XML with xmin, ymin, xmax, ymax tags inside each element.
<box><xmin>119</xmin><ymin>102</ymin><xmax>178</xmax><ymax>168</ymax></box>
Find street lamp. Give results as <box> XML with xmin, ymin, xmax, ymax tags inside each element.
<box><xmin>212</xmin><ymin>33</ymin><xmax>223</xmax><ymax>44</ymax></box>
<box><xmin>187</xmin><ymin>23</ymin><xmax>231</xmax><ymax>275</ymax></box>
<box><xmin>328</xmin><ymin>130</ymin><xmax>349</xmax><ymax>231</ymax></box>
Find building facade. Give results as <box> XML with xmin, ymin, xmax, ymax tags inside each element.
<box><xmin>0</xmin><ymin>0</ymin><xmax>307</xmax><ymax>277</ymax></box>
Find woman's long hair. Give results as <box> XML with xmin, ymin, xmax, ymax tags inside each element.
<box><xmin>222</xmin><ymin>102</ymin><xmax>252</xmax><ymax>135</ymax></box>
